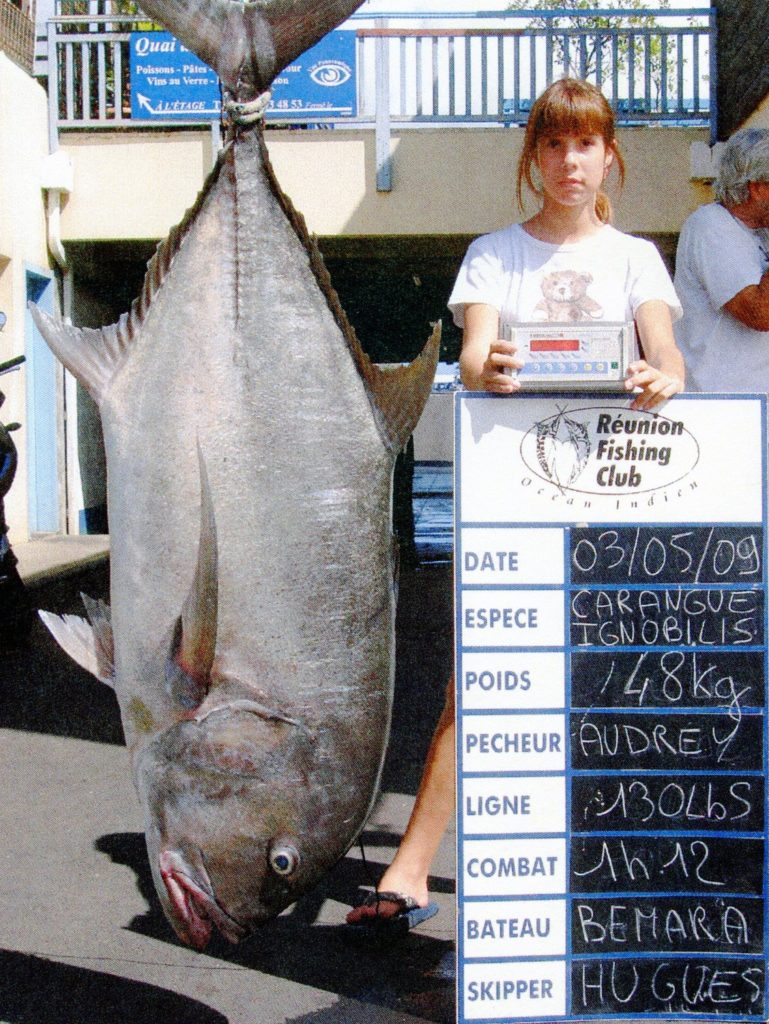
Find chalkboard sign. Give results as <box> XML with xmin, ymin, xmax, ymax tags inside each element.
<box><xmin>455</xmin><ymin>394</ymin><xmax>768</xmax><ymax>1022</ymax></box>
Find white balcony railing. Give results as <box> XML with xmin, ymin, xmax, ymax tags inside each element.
<box><xmin>38</xmin><ymin>5</ymin><xmax>716</xmax><ymax>187</ymax></box>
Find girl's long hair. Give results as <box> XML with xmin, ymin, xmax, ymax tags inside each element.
<box><xmin>516</xmin><ymin>78</ymin><xmax>625</xmax><ymax>223</ymax></box>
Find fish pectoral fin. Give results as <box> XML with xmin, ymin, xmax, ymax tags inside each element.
<box><xmin>166</xmin><ymin>444</ymin><xmax>219</xmax><ymax>712</ymax></box>
<box><xmin>364</xmin><ymin>322</ymin><xmax>442</xmax><ymax>453</ymax></box>
<box><xmin>28</xmin><ymin>305</ymin><xmax>133</xmax><ymax>407</ymax></box>
<box><xmin>80</xmin><ymin>593</ymin><xmax>114</xmax><ymax>678</ymax></box>
<box><xmin>165</xmin><ymin>617</ymin><xmax>210</xmax><ymax>712</ymax></box>
<box><xmin>39</xmin><ymin>598</ymin><xmax>115</xmax><ymax>687</ymax></box>
<box><xmin>178</xmin><ymin>445</ymin><xmax>218</xmax><ymax>679</ymax></box>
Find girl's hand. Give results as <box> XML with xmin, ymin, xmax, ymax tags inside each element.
<box><xmin>478</xmin><ymin>339</ymin><xmax>524</xmax><ymax>393</ymax></box>
<box><xmin>624</xmin><ymin>360</ymin><xmax>683</xmax><ymax>410</ymax></box>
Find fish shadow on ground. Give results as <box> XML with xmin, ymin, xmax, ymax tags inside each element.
<box><xmin>280</xmin><ymin>981</ymin><xmax>456</xmax><ymax>1024</ymax></box>
<box><xmin>0</xmin><ymin>949</ymin><xmax>228</xmax><ymax>1024</ymax></box>
<box><xmin>97</xmin><ymin>831</ymin><xmax>455</xmax><ymax>1023</ymax></box>
<box><xmin>0</xmin><ymin>562</ymin><xmax>124</xmax><ymax>745</ymax></box>
<box><xmin>222</xmin><ymin>915</ymin><xmax>455</xmax><ymax>1024</ymax></box>
<box><xmin>96</xmin><ymin>832</ymin><xmax>172</xmax><ymax>940</ymax></box>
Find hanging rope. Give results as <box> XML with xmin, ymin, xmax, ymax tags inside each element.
<box><xmin>225</xmin><ymin>90</ymin><xmax>272</xmax><ymax>127</ymax></box>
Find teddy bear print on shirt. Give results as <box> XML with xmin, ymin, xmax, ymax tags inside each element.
<box><xmin>534</xmin><ymin>270</ymin><xmax>604</xmax><ymax>321</ymax></box>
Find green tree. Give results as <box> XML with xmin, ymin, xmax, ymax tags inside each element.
<box><xmin>115</xmin><ymin>1</ymin><xmax>156</xmax><ymax>30</ymax></box>
<box><xmin>57</xmin><ymin>1</ymin><xmax>150</xmax><ymax>24</ymax></box>
<box><xmin>507</xmin><ymin>0</ymin><xmax>675</xmax><ymax>107</ymax></box>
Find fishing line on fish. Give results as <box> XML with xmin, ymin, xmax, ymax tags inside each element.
<box><xmin>357</xmin><ymin>836</ymin><xmax>380</xmax><ymax>889</ymax></box>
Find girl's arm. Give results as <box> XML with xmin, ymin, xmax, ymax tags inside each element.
<box><xmin>459</xmin><ymin>303</ymin><xmax>523</xmax><ymax>393</ymax></box>
<box><xmin>626</xmin><ymin>299</ymin><xmax>686</xmax><ymax>410</ymax></box>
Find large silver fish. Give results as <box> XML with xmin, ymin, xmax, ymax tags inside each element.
<box><xmin>34</xmin><ymin>0</ymin><xmax>439</xmax><ymax>951</ymax></box>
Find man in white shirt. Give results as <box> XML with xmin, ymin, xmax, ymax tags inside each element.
<box><xmin>674</xmin><ymin>128</ymin><xmax>769</xmax><ymax>392</ymax></box>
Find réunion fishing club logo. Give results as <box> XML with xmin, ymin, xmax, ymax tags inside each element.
<box><xmin>521</xmin><ymin>405</ymin><xmax>700</xmax><ymax>496</ymax></box>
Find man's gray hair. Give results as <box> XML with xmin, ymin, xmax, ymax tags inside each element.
<box><xmin>716</xmin><ymin>128</ymin><xmax>769</xmax><ymax>206</ymax></box>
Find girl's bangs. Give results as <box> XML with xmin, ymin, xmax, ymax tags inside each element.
<box><xmin>534</xmin><ymin>90</ymin><xmax>613</xmax><ymax>140</ymax></box>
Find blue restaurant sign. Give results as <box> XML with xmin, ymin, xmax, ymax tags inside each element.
<box><xmin>130</xmin><ymin>30</ymin><xmax>357</xmax><ymax>121</ymax></box>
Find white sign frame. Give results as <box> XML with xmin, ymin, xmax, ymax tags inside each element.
<box><xmin>454</xmin><ymin>393</ymin><xmax>768</xmax><ymax>1023</ymax></box>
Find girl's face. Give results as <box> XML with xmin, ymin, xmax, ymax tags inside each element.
<box><xmin>534</xmin><ymin>132</ymin><xmax>614</xmax><ymax>209</ymax></box>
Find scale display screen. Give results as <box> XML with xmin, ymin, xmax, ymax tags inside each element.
<box><xmin>502</xmin><ymin>322</ymin><xmax>635</xmax><ymax>390</ymax></box>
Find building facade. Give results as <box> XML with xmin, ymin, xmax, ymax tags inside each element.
<box><xmin>0</xmin><ymin>2</ymin><xmax>763</xmax><ymax>542</ymax></box>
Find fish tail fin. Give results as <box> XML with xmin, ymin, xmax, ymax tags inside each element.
<box><xmin>136</xmin><ymin>0</ymin><xmax>365</xmax><ymax>90</ymax></box>
<box><xmin>364</xmin><ymin>323</ymin><xmax>442</xmax><ymax>454</ymax></box>
<box><xmin>39</xmin><ymin>593</ymin><xmax>114</xmax><ymax>686</ymax></box>
<box><xmin>29</xmin><ymin>305</ymin><xmax>132</xmax><ymax>406</ymax></box>
<box><xmin>251</xmin><ymin>0</ymin><xmax>367</xmax><ymax>82</ymax></box>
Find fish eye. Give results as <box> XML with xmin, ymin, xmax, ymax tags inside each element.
<box><xmin>269</xmin><ymin>842</ymin><xmax>300</xmax><ymax>877</ymax></box>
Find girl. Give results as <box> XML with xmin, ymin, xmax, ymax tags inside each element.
<box><xmin>454</xmin><ymin>77</ymin><xmax>684</xmax><ymax>404</ymax></box>
<box><xmin>346</xmin><ymin>77</ymin><xmax>685</xmax><ymax>933</ymax></box>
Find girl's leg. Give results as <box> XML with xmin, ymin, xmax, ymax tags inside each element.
<box><xmin>347</xmin><ymin>678</ymin><xmax>455</xmax><ymax>921</ymax></box>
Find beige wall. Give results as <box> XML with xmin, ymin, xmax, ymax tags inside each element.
<box><xmin>611</xmin><ymin>128</ymin><xmax>712</xmax><ymax>231</ymax></box>
<box><xmin>59</xmin><ymin>123</ymin><xmax>712</xmax><ymax>243</ymax></box>
<box><xmin>59</xmin><ymin>129</ymin><xmax>217</xmax><ymax>241</ymax></box>
<box><xmin>0</xmin><ymin>52</ymin><xmax>51</xmax><ymax>542</ymax></box>
<box><xmin>743</xmin><ymin>93</ymin><xmax>769</xmax><ymax>130</ymax></box>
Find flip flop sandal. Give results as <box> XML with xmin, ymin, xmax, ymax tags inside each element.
<box><xmin>345</xmin><ymin>890</ymin><xmax>439</xmax><ymax>939</ymax></box>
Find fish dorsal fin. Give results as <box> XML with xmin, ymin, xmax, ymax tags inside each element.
<box><xmin>136</xmin><ymin>0</ymin><xmax>366</xmax><ymax>92</ymax></box>
<box><xmin>28</xmin><ymin>308</ymin><xmax>130</xmax><ymax>407</ymax></box>
<box><xmin>39</xmin><ymin>594</ymin><xmax>114</xmax><ymax>686</ymax></box>
<box><xmin>165</xmin><ymin>445</ymin><xmax>219</xmax><ymax>711</ymax></box>
<box><xmin>30</xmin><ymin>151</ymin><xmax>228</xmax><ymax>406</ymax></box>
<box><xmin>255</xmin><ymin>133</ymin><xmax>442</xmax><ymax>453</ymax></box>
<box><xmin>359</xmin><ymin>324</ymin><xmax>442</xmax><ymax>453</ymax></box>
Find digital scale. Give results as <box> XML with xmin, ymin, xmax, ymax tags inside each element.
<box><xmin>501</xmin><ymin>321</ymin><xmax>636</xmax><ymax>391</ymax></box>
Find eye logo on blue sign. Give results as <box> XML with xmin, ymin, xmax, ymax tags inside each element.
<box><xmin>268</xmin><ymin>31</ymin><xmax>357</xmax><ymax>117</ymax></box>
<box><xmin>130</xmin><ymin>29</ymin><xmax>356</xmax><ymax>121</ymax></box>
<box><xmin>309</xmin><ymin>60</ymin><xmax>352</xmax><ymax>87</ymax></box>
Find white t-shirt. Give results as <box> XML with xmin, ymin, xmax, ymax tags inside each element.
<box><xmin>674</xmin><ymin>203</ymin><xmax>769</xmax><ymax>393</ymax></box>
<box><xmin>448</xmin><ymin>223</ymin><xmax>682</xmax><ymax>332</ymax></box>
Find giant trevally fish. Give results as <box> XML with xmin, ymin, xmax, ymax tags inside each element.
<box><xmin>34</xmin><ymin>0</ymin><xmax>439</xmax><ymax>951</ymax></box>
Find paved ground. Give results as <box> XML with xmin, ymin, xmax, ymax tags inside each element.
<box><xmin>13</xmin><ymin>535</ymin><xmax>110</xmax><ymax>587</ymax></box>
<box><xmin>0</xmin><ymin>551</ymin><xmax>456</xmax><ymax>1024</ymax></box>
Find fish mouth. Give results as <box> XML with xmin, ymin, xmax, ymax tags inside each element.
<box><xmin>159</xmin><ymin>849</ymin><xmax>248</xmax><ymax>950</ymax></box>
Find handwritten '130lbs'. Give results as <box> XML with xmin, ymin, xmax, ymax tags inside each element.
<box><xmin>581</xmin><ymin>779</ymin><xmax>754</xmax><ymax>826</ymax></box>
